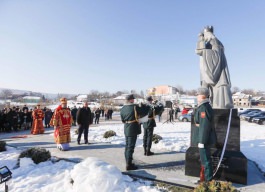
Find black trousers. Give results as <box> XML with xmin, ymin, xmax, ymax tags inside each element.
<box><xmin>95</xmin><ymin>115</ymin><xmax>100</xmax><ymax>124</ymax></box>
<box><xmin>77</xmin><ymin>124</ymin><xmax>89</xmax><ymax>143</ymax></box>
<box><xmin>169</xmin><ymin>115</ymin><xmax>174</xmax><ymax>122</ymax></box>
<box><xmin>125</xmin><ymin>136</ymin><xmax>137</xmax><ymax>164</ymax></box>
<box><xmin>143</xmin><ymin>127</ymin><xmax>154</xmax><ymax>150</ymax></box>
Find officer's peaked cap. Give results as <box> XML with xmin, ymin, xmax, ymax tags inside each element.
<box><xmin>146</xmin><ymin>96</ymin><xmax>153</xmax><ymax>101</ymax></box>
<box><xmin>126</xmin><ymin>94</ymin><xmax>135</xmax><ymax>100</ymax></box>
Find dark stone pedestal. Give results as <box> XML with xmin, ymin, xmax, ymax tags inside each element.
<box><xmin>185</xmin><ymin>109</ymin><xmax>248</xmax><ymax>185</ymax></box>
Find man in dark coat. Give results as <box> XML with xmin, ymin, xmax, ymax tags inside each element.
<box><xmin>71</xmin><ymin>106</ymin><xmax>78</xmax><ymax>126</ymax></box>
<box><xmin>76</xmin><ymin>102</ymin><xmax>92</xmax><ymax>145</ymax></box>
<box><xmin>5</xmin><ymin>108</ymin><xmax>13</xmax><ymax>132</ymax></box>
<box><xmin>11</xmin><ymin>107</ymin><xmax>18</xmax><ymax>131</ymax></box>
<box><xmin>120</xmin><ymin>94</ymin><xmax>149</xmax><ymax>170</ymax></box>
<box><xmin>44</xmin><ymin>109</ymin><xmax>52</xmax><ymax>128</ymax></box>
<box><xmin>108</xmin><ymin>108</ymin><xmax>113</xmax><ymax>119</ymax></box>
<box><xmin>0</xmin><ymin>110</ymin><xmax>3</xmax><ymax>132</ymax></box>
<box><xmin>22</xmin><ymin>109</ymin><xmax>31</xmax><ymax>130</ymax></box>
<box><xmin>175</xmin><ymin>106</ymin><xmax>180</xmax><ymax>119</ymax></box>
<box><xmin>94</xmin><ymin>108</ymin><xmax>101</xmax><ymax>124</ymax></box>
<box><xmin>143</xmin><ymin>96</ymin><xmax>164</xmax><ymax>156</ymax></box>
<box><xmin>194</xmin><ymin>87</ymin><xmax>216</xmax><ymax>182</ymax></box>
<box><xmin>22</xmin><ymin>105</ymin><xmax>28</xmax><ymax>112</ymax></box>
<box><xmin>169</xmin><ymin>108</ymin><xmax>174</xmax><ymax>122</ymax></box>
<box><xmin>101</xmin><ymin>108</ymin><xmax>104</xmax><ymax>117</ymax></box>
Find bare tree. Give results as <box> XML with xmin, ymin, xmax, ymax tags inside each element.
<box><xmin>231</xmin><ymin>86</ymin><xmax>240</xmax><ymax>94</ymax></box>
<box><xmin>122</xmin><ymin>90</ymin><xmax>129</xmax><ymax>94</ymax></box>
<box><xmin>90</xmin><ymin>90</ymin><xmax>100</xmax><ymax>96</ymax></box>
<box><xmin>114</xmin><ymin>91</ymin><xmax>123</xmax><ymax>96</ymax></box>
<box><xmin>0</xmin><ymin>89</ymin><xmax>13</xmax><ymax>100</ymax></box>
<box><xmin>241</xmin><ymin>89</ymin><xmax>255</xmax><ymax>96</ymax></box>
<box><xmin>102</xmin><ymin>91</ymin><xmax>110</xmax><ymax>98</ymax></box>
<box><xmin>186</xmin><ymin>89</ymin><xmax>197</xmax><ymax>96</ymax></box>
<box><xmin>131</xmin><ymin>89</ymin><xmax>137</xmax><ymax>94</ymax></box>
<box><xmin>176</xmin><ymin>85</ymin><xmax>185</xmax><ymax>94</ymax></box>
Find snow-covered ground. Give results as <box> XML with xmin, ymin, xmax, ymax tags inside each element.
<box><xmin>1</xmin><ymin>118</ymin><xmax>265</xmax><ymax>191</ymax></box>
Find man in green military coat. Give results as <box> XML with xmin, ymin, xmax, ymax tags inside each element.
<box><xmin>143</xmin><ymin>96</ymin><xmax>164</xmax><ymax>156</ymax></box>
<box><xmin>194</xmin><ymin>87</ymin><xmax>216</xmax><ymax>182</ymax></box>
<box><xmin>120</xmin><ymin>94</ymin><xmax>149</xmax><ymax>170</ymax></box>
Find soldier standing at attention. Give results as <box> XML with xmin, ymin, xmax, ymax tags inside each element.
<box><xmin>143</xmin><ymin>96</ymin><xmax>164</xmax><ymax>156</ymax></box>
<box><xmin>120</xmin><ymin>94</ymin><xmax>147</xmax><ymax>171</ymax></box>
<box><xmin>194</xmin><ymin>88</ymin><xmax>216</xmax><ymax>182</ymax></box>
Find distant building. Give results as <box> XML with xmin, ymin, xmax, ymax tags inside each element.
<box><xmin>147</xmin><ymin>85</ymin><xmax>178</xmax><ymax>96</ymax></box>
<box><xmin>146</xmin><ymin>85</ymin><xmax>179</xmax><ymax>105</ymax></box>
<box><xmin>179</xmin><ymin>96</ymin><xmax>197</xmax><ymax>108</ymax></box>
<box><xmin>112</xmin><ymin>94</ymin><xmax>144</xmax><ymax>105</ymax></box>
<box><xmin>76</xmin><ymin>94</ymin><xmax>88</xmax><ymax>102</ymax></box>
<box><xmin>22</xmin><ymin>96</ymin><xmax>41</xmax><ymax>104</ymax></box>
<box><xmin>232</xmin><ymin>92</ymin><xmax>251</xmax><ymax>107</ymax></box>
<box><xmin>112</xmin><ymin>94</ymin><xmax>127</xmax><ymax>105</ymax></box>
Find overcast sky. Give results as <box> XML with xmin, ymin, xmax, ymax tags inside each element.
<box><xmin>1</xmin><ymin>1</ymin><xmax>265</xmax><ymax>94</ymax></box>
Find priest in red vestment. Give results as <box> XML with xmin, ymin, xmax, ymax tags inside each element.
<box><xmin>50</xmin><ymin>98</ymin><xmax>73</xmax><ymax>151</ymax></box>
<box><xmin>31</xmin><ymin>104</ymin><xmax>45</xmax><ymax>135</ymax></box>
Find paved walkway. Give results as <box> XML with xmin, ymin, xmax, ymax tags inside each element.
<box><xmin>1</xmin><ymin>118</ymin><xmax>265</xmax><ymax>191</ymax></box>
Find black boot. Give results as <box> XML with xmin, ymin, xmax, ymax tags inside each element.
<box><xmin>146</xmin><ymin>148</ymin><xmax>154</xmax><ymax>156</ymax></box>
<box><xmin>144</xmin><ymin>147</ymin><xmax>147</xmax><ymax>156</ymax></box>
<box><xmin>126</xmin><ymin>159</ymin><xmax>138</xmax><ymax>171</ymax></box>
<box><xmin>77</xmin><ymin>140</ymin><xmax>81</xmax><ymax>145</ymax></box>
<box><xmin>126</xmin><ymin>163</ymin><xmax>138</xmax><ymax>171</ymax></box>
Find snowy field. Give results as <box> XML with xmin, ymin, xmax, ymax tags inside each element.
<box><xmin>1</xmin><ymin>118</ymin><xmax>265</xmax><ymax>191</ymax></box>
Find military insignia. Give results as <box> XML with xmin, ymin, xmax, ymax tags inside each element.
<box><xmin>201</xmin><ymin>112</ymin><xmax>206</xmax><ymax>118</ymax></box>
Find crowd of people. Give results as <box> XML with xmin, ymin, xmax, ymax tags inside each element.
<box><xmin>1</xmin><ymin>91</ymin><xmax>215</xmax><ymax>182</ymax></box>
<box><xmin>0</xmin><ymin>104</ymin><xmax>114</xmax><ymax>133</ymax></box>
<box><xmin>0</xmin><ymin>105</ymin><xmax>53</xmax><ymax>133</ymax></box>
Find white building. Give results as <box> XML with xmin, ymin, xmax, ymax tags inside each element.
<box><xmin>76</xmin><ymin>94</ymin><xmax>88</xmax><ymax>102</ymax></box>
<box><xmin>22</xmin><ymin>96</ymin><xmax>41</xmax><ymax>104</ymax></box>
<box><xmin>232</xmin><ymin>92</ymin><xmax>251</xmax><ymax>107</ymax></box>
<box><xmin>178</xmin><ymin>96</ymin><xmax>197</xmax><ymax>108</ymax></box>
<box><xmin>112</xmin><ymin>94</ymin><xmax>144</xmax><ymax>105</ymax></box>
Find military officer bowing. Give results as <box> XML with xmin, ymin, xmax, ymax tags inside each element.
<box><xmin>120</xmin><ymin>94</ymin><xmax>149</xmax><ymax>171</ymax></box>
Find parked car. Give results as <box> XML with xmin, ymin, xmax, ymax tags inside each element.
<box><xmin>178</xmin><ymin>113</ymin><xmax>192</xmax><ymax>122</ymax></box>
<box><xmin>244</xmin><ymin>111</ymin><xmax>265</xmax><ymax>122</ymax></box>
<box><xmin>238</xmin><ymin>109</ymin><xmax>261</xmax><ymax>116</ymax></box>
<box><xmin>240</xmin><ymin>111</ymin><xmax>262</xmax><ymax>120</ymax></box>
<box><xmin>252</xmin><ymin>116</ymin><xmax>265</xmax><ymax>125</ymax></box>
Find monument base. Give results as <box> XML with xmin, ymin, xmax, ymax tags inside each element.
<box><xmin>185</xmin><ymin>147</ymin><xmax>247</xmax><ymax>185</ymax></box>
